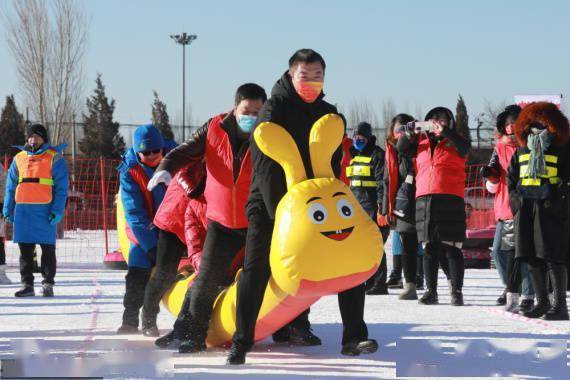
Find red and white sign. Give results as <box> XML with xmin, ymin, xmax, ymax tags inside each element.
<box><xmin>515</xmin><ymin>94</ymin><xmax>563</xmax><ymax>109</ymax></box>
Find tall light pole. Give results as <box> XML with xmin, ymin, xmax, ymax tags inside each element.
<box><xmin>170</xmin><ymin>32</ymin><xmax>197</xmax><ymax>142</ymax></box>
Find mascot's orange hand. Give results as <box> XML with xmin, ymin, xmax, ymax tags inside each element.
<box><xmin>376</xmin><ymin>213</ymin><xmax>389</xmax><ymax>227</ymax></box>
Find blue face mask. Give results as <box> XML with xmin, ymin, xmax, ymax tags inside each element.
<box><xmin>353</xmin><ymin>138</ymin><xmax>367</xmax><ymax>151</ymax></box>
<box><xmin>237</xmin><ymin>114</ymin><xmax>257</xmax><ymax>133</ymax></box>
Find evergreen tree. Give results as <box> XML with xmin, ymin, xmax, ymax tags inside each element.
<box><xmin>151</xmin><ymin>91</ymin><xmax>174</xmax><ymax>141</ymax></box>
<box><xmin>456</xmin><ymin>94</ymin><xmax>472</xmax><ymax>142</ymax></box>
<box><xmin>0</xmin><ymin>95</ymin><xmax>26</xmax><ymax>157</ymax></box>
<box><xmin>79</xmin><ymin>74</ymin><xmax>125</xmax><ymax>158</ymax></box>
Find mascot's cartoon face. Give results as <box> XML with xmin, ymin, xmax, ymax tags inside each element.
<box><xmin>254</xmin><ymin>114</ymin><xmax>382</xmax><ymax>297</ymax></box>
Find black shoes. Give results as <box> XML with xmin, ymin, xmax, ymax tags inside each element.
<box><xmin>542</xmin><ymin>304</ymin><xmax>570</xmax><ymax>321</ymax></box>
<box><xmin>272</xmin><ymin>327</ymin><xmax>290</xmax><ymax>343</ymax></box>
<box><xmin>450</xmin><ymin>290</ymin><xmax>464</xmax><ymax>306</ymax></box>
<box><xmin>496</xmin><ymin>289</ymin><xmax>507</xmax><ymax>306</ymax></box>
<box><xmin>178</xmin><ymin>339</ymin><xmax>207</xmax><ymax>354</ymax></box>
<box><xmin>288</xmin><ymin>327</ymin><xmax>322</xmax><ymax>346</ymax></box>
<box><xmin>15</xmin><ymin>285</ymin><xmax>35</xmax><ymax>297</ymax></box>
<box><xmin>518</xmin><ymin>298</ymin><xmax>534</xmax><ymax>314</ymax></box>
<box><xmin>418</xmin><ymin>290</ymin><xmax>438</xmax><ymax>305</ymax></box>
<box><xmin>42</xmin><ymin>283</ymin><xmax>54</xmax><ymax>297</ymax></box>
<box><xmin>366</xmin><ymin>284</ymin><xmax>389</xmax><ymax>295</ymax></box>
<box><xmin>341</xmin><ymin>339</ymin><xmax>379</xmax><ymax>356</ymax></box>
<box><xmin>155</xmin><ymin>330</ymin><xmax>184</xmax><ymax>349</ymax></box>
<box><xmin>226</xmin><ymin>344</ymin><xmax>247</xmax><ymax>365</ymax></box>
<box><xmin>117</xmin><ymin>324</ymin><xmax>139</xmax><ymax>334</ymax></box>
<box><xmin>522</xmin><ymin>301</ymin><xmax>550</xmax><ymax>319</ymax></box>
<box><xmin>386</xmin><ymin>276</ymin><xmax>403</xmax><ymax>289</ymax></box>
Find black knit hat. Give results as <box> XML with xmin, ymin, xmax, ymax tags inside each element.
<box><xmin>355</xmin><ymin>122</ymin><xmax>373</xmax><ymax>138</ymax></box>
<box><xmin>26</xmin><ymin>123</ymin><xmax>49</xmax><ymax>142</ymax></box>
<box><xmin>496</xmin><ymin>105</ymin><xmax>522</xmax><ymax>135</ymax></box>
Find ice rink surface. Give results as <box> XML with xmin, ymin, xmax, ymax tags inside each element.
<box><xmin>1</xmin><ymin>248</ymin><xmax>570</xmax><ymax>379</ymax></box>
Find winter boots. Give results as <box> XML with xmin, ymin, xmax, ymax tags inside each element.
<box><xmin>341</xmin><ymin>338</ymin><xmax>379</xmax><ymax>356</ymax></box>
<box><xmin>0</xmin><ymin>265</ymin><xmax>12</xmax><ymax>285</ymax></box>
<box><xmin>117</xmin><ymin>267</ymin><xmax>151</xmax><ymax>334</ymax></box>
<box><xmin>450</xmin><ymin>290</ymin><xmax>464</xmax><ymax>306</ymax></box>
<box><xmin>543</xmin><ymin>264</ymin><xmax>569</xmax><ymax>321</ymax></box>
<box><xmin>15</xmin><ymin>285</ymin><xmax>35</xmax><ymax>297</ymax></box>
<box><xmin>398</xmin><ymin>282</ymin><xmax>418</xmax><ymax>300</ymax></box>
<box><xmin>226</xmin><ymin>343</ymin><xmax>248</xmax><ymax>365</ymax></box>
<box><xmin>504</xmin><ymin>292</ymin><xmax>520</xmax><ymax>313</ymax></box>
<box><xmin>522</xmin><ymin>266</ymin><xmax>551</xmax><ymax>319</ymax></box>
<box><xmin>387</xmin><ymin>255</ymin><xmax>403</xmax><ymax>289</ymax></box>
<box><xmin>419</xmin><ymin>290</ymin><xmax>438</xmax><ymax>305</ymax></box>
<box><xmin>496</xmin><ymin>288</ymin><xmax>507</xmax><ymax>306</ymax></box>
<box><xmin>42</xmin><ymin>283</ymin><xmax>54</xmax><ymax>297</ymax></box>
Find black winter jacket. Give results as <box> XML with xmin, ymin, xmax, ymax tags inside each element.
<box><xmin>347</xmin><ymin>138</ymin><xmax>385</xmax><ymax>215</ymax></box>
<box><xmin>246</xmin><ymin>72</ymin><xmax>341</xmax><ymax>220</ymax></box>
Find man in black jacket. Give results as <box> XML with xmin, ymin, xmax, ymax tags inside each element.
<box><xmin>228</xmin><ymin>49</ymin><xmax>378</xmax><ymax>365</ymax></box>
<box><xmin>346</xmin><ymin>122</ymin><xmax>390</xmax><ymax>295</ymax></box>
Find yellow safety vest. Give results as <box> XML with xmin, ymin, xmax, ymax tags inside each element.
<box><xmin>518</xmin><ymin>153</ymin><xmax>561</xmax><ymax>187</ymax></box>
<box><xmin>346</xmin><ymin>155</ymin><xmax>377</xmax><ymax>188</ymax></box>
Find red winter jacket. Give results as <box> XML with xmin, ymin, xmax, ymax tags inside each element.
<box><xmin>181</xmin><ymin>196</ymin><xmax>207</xmax><ymax>272</ymax></box>
<box><xmin>204</xmin><ymin>113</ymin><xmax>252</xmax><ymax>229</ymax></box>
<box><xmin>415</xmin><ymin>134</ymin><xmax>466</xmax><ymax>198</ymax></box>
<box><xmin>487</xmin><ymin>138</ymin><xmax>517</xmax><ymax>221</ymax></box>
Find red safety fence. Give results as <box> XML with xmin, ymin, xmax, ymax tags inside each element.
<box><xmin>4</xmin><ymin>158</ymin><xmax>497</xmax><ymax>265</ymax></box>
<box><xmin>464</xmin><ymin>164</ymin><xmax>496</xmax><ymax>230</ymax></box>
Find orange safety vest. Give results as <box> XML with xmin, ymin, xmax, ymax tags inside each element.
<box><xmin>14</xmin><ymin>149</ymin><xmax>57</xmax><ymax>204</ymax></box>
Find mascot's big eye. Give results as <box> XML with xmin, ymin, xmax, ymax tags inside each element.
<box><xmin>307</xmin><ymin>203</ymin><xmax>328</xmax><ymax>224</ymax></box>
<box><xmin>337</xmin><ymin>199</ymin><xmax>354</xmax><ymax>219</ymax></box>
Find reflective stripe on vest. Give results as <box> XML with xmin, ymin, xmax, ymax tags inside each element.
<box><xmin>346</xmin><ymin>155</ymin><xmax>375</xmax><ymax>188</ymax></box>
<box><xmin>350</xmin><ymin>180</ymin><xmax>377</xmax><ymax>187</ymax></box>
<box><xmin>518</xmin><ymin>153</ymin><xmax>561</xmax><ymax>186</ymax></box>
<box><xmin>14</xmin><ymin>149</ymin><xmax>57</xmax><ymax>204</ymax></box>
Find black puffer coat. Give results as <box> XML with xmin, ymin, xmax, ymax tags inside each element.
<box><xmin>246</xmin><ymin>72</ymin><xmax>341</xmax><ymax>220</ymax></box>
<box><xmin>381</xmin><ymin>143</ymin><xmax>416</xmax><ymax>233</ymax></box>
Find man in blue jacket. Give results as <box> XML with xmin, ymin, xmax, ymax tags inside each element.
<box><xmin>3</xmin><ymin>124</ymin><xmax>69</xmax><ymax>297</ymax></box>
<box><xmin>117</xmin><ymin>124</ymin><xmax>169</xmax><ymax>334</ymax></box>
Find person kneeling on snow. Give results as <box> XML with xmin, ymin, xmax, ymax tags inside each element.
<box><xmin>117</xmin><ymin>124</ymin><xmax>170</xmax><ymax>334</ymax></box>
<box><xmin>3</xmin><ymin>124</ymin><xmax>69</xmax><ymax>297</ymax></box>
<box><xmin>147</xmin><ymin>83</ymin><xmax>267</xmax><ymax>354</ymax></box>
<box><xmin>507</xmin><ymin>102</ymin><xmax>570</xmax><ymax>320</ymax></box>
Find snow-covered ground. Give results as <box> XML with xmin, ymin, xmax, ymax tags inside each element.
<box><xmin>1</xmin><ymin>245</ymin><xmax>570</xmax><ymax>379</ymax></box>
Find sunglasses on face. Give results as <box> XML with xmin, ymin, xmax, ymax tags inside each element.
<box><xmin>140</xmin><ymin>149</ymin><xmax>161</xmax><ymax>156</ymax></box>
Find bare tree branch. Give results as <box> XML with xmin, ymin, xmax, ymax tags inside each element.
<box><xmin>3</xmin><ymin>0</ymin><xmax>88</xmax><ymax>145</ymax></box>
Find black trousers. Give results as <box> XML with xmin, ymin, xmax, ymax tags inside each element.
<box><xmin>19</xmin><ymin>243</ymin><xmax>56</xmax><ymax>286</ymax></box>
<box><xmin>365</xmin><ymin>226</ymin><xmax>390</xmax><ymax>288</ymax></box>
<box><xmin>233</xmin><ymin>210</ymin><xmax>363</xmax><ymax>349</ymax></box>
<box><xmin>401</xmin><ymin>232</ymin><xmax>419</xmax><ymax>284</ymax></box>
<box><xmin>424</xmin><ymin>242</ymin><xmax>463</xmax><ymax>292</ymax></box>
<box><xmin>142</xmin><ymin>230</ymin><xmax>187</xmax><ymax>323</ymax></box>
<box><xmin>0</xmin><ymin>238</ymin><xmax>5</xmax><ymax>266</ymax></box>
<box><xmin>186</xmin><ymin>221</ymin><xmax>247</xmax><ymax>342</ymax></box>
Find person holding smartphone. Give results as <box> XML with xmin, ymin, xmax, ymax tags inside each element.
<box><xmin>397</xmin><ymin>107</ymin><xmax>471</xmax><ymax>306</ymax></box>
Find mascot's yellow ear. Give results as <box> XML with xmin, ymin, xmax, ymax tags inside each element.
<box><xmin>254</xmin><ymin>122</ymin><xmax>307</xmax><ymax>188</ymax></box>
<box><xmin>309</xmin><ymin>114</ymin><xmax>344</xmax><ymax>178</ymax></box>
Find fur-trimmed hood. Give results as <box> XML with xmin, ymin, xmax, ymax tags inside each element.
<box><xmin>514</xmin><ymin>102</ymin><xmax>570</xmax><ymax>147</ymax></box>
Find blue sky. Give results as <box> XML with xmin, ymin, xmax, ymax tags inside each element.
<box><xmin>1</xmin><ymin>0</ymin><xmax>569</xmax><ymax>128</ymax></box>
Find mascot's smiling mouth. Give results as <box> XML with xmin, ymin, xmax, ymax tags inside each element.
<box><xmin>321</xmin><ymin>227</ymin><xmax>354</xmax><ymax>241</ymax></box>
